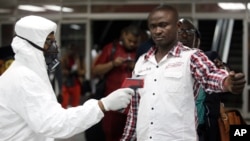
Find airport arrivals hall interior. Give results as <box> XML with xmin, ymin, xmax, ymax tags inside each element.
<box><xmin>0</xmin><ymin>0</ymin><xmax>250</xmax><ymax>136</ymax></box>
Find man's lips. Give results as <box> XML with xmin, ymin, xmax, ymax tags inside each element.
<box><xmin>154</xmin><ymin>36</ymin><xmax>164</xmax><ymax>41</ymax></box>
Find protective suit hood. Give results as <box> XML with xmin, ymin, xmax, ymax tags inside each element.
<box><xmin>15</xmin><ymin>15</ymin><xmax>57</xmax><ymax>48</ymax></box>
<box><xmin>11</xmin><ymin>15</ymin><xmax>57</xmax><ymax>83</ymax></box>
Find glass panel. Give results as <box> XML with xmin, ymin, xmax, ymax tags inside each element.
<box><xmin>91</xmin><ymin>20</ymin><xmax>148</xmax><ymax>49</ymax></box>
<box><xmin>198</xmin><ymin>20</ymin><xmax>217</xmax><ymax>51</ymax></box>
<box><xmin>228</xmin><ymin>20</ymin><xmax>243</xmax><ymax>72</ymax></box>
<box><xmin>223</xmin><ymin>20</ymin><xmax>243</xmax><ymax>108</ymax></box>
<box><xmin>197</xmin><ymin>19</ymin><xmax>243</xmax><ymax>109</ymax></box>
<box><xmin>60</xmin><ymin>23</ymin><xmax>86</xmax><ymax>95</ymax></box>
<box><xmin>60</xmin><ymin>23</ymin><xmax>86</xmax><ymax>55</ymax></box>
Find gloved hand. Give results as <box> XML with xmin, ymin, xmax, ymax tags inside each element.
<box><xmin>100</xmin><ymin>88</ymin><xmax>134</xmax><ymax>111</ymax></box>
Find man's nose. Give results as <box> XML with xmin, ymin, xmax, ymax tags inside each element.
<box><xmin>181</xmin><ymin>31</ymin><xmax>188</xmax><ymax>38</ymax></box>
<box><xmin>155</xmin><ymin>26</ymin><xmax>163</xmax><ymax>34</ymax></box>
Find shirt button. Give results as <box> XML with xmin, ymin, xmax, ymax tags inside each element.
<box><xmin>154</xmin><ymin>79</ymin><xmax>157</xmax><ymax>81</ymax></box>
<box><xmin>152</xmin><ymin>93</ymin><xmax>155</xmax><ymax>95</ymax></box>
<box><xmin>149</xmin><ymin>136</ymin><xmax>152</xmax><ymax>139</ymax></box>
<box><xmin>151</xmin><ymin>107</ymin><xmax>154</xmax><ymax>110</ymax></box>
<box><xmin>156</xmin><ymin>65</ymin><xmax>159</xmax><ymax>68</ymax></box>
<box><xmin>151</xmin><ymin>122</ymin><xmax>153</xmax><ymax>125</ymax></box>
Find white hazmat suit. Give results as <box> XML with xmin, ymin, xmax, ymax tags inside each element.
<box><xmin>0</xmin><ymin>15</ymin><xmax>133</xmax><ymax>141</ymax></box>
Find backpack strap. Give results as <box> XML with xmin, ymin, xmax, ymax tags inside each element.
<box><xmin>110</xmin><ymin>41</ymin><xmax>117</xmax><ymax>61</ymax></box>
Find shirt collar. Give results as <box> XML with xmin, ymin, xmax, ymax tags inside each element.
<box><xmin>144</xmin><ymin>41</ymin><xmax>189</xmax><ymax>61</ymax></box>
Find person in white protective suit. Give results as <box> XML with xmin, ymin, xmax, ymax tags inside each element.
<box><xmin>0</xmin><ymin>15</ymin><xmax>134</xmax><ymax>141</ymax></box>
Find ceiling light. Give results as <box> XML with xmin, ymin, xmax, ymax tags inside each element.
<box><xmin>44</xmin><ymin>5</ymin><xmax>73</xmax><ymax>12</ymax></box>
<box><xmin>62</xmin><ymin>7</ymin><xmax>74</xmax><ymax>13</ymax></box>
<box><xmin>70</xmin><ymin>24</ymin><xmax>81</xmax><ymax>30</ymax></box>
<box><xmin>218</xmin><ymin>3</ymin><xmax>246</xmax><ymax>10</ymax></box>
<box><xmin>18</xmin><ymin>5</ymin><xmax>46</xmax><ymax>12</ymax></box>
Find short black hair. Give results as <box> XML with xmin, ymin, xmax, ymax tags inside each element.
<box><xmin>149</xmin><ymin>5</ymin><xmax>179</xmax><ymax>23</ymax></box>
<box><xmin>122</xmin><ymin>25</ymin><xmax>141</xmax><ymax>37</ymax></box>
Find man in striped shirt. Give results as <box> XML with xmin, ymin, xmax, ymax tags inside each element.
<box><xmin>121</xmin><ymin>5</ymin><xmax>245</xmax><ymax>141</ymax></box>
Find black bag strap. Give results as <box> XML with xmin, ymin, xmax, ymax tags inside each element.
<box><xmin>102</xmin><ymin>41</ymin><xmax>117</xmax><ymax>79</ymax></box>
<box><xmin>93</xmin><ymin>41</ymin><xmax>118</xmax><ymax>99</ymax></box>
<box><xmin>110</xmin><ymin>41</ymin><xmax>117</xmax><ymax>60</ymax></box>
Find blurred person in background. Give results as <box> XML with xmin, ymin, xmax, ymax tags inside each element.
<box><xmin>178</xmin><ymin>18</ymin><xmax>232</xmax><ymax>141</ymax></box>
<box><xmin>61</xmin><ymin>45</ymin><xmax>85</xmax><ymax>108</ymax></box>
<box><xmin>92</xmin><ymin>25</ymin><xmax>141</xmax><ymax>141</ymax></box>
<box><xmin>178</xmin><ymin>18</ymin><xmax>199</xmax><ymax>48</ymax></box>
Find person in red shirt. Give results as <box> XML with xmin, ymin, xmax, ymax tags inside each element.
<box><xmin>61</xmin><ymin>46</ymin><xmax>85</xmax><ymax>108</ymax></box>
<box><xmin>92</xmin><ymin>25</ymin><xmax>141</xmax><ymax>141</ymax></box>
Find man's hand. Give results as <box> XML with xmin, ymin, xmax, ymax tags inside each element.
<box><xmin>99</xmin><ymin>88</ymin><xmax>134</xmax><ymax>112</ymax></box>
<box><xmin>113</xmin><ymin>57</ymin><xmax>126</xmax><ymax>67</ymax></box>
<box><xmin>224</xmin><ymin>71</ymin><xmax>246</xmax><ymax>94</ymax></box>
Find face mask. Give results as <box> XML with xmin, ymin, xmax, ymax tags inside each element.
<box><xmin>44</xmin><ymin>40</ymin><xmax>60</xmax><ymax>72</ymax></box>
<box><xmin>16</xmin><ymin>35</ymin><xmax>60</xmax><ymax>72</ymax></box>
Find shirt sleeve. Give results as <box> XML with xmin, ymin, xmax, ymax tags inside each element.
<box><xmin>120</xmin><ymin>91</ymin><xmax>140</xmax><ymax>141</ymax></box>
<box><xmin>94</xmin><ymin>43</ymin><xmax>113</xmax><ymax>66</ymax></box>
<box><xmin>190</xmin><ymin>50</ymin><xmax>228</xmax><ymax>93</ymax></box>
